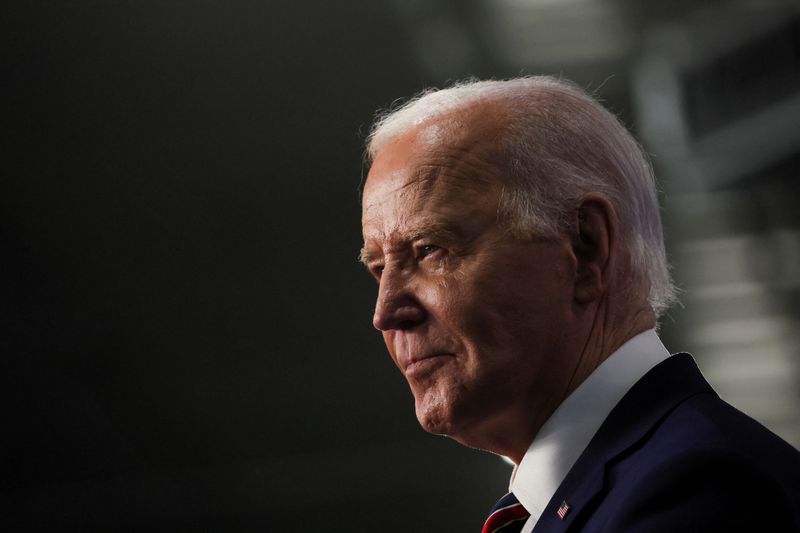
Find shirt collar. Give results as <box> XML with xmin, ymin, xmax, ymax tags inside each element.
<box><xmin>509</xmin><ymin>329</ymin><xmax>670</xmax><ymax>522</ymax></box>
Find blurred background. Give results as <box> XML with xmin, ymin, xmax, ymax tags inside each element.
<box><xmin>4</xmin><ymin>0</ymin><xmax>799</xmax><ymax>530</ymax></box>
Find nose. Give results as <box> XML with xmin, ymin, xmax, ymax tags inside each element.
<box><xmin>372</xmin><ymin>266</ymin><xmax>425</xmax><ymax>331</ymax></box>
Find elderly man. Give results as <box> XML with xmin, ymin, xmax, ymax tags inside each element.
<box><xmin>359</xmin><ymin>77</ymin><xmax>800</xmax><ymax>532</ymax></box>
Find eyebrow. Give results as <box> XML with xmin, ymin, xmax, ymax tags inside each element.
<box><xmin>408</xmin><ymin>219</ymin><xmax>464</xmax><ymax>243</ymax></box>
<box><xmin>358</xmin><ymin>219</ymin><xmax>466</xmax><ymax>267</ymax></box>
<box><xmin>357</xmin><ymin>247</ymin><xmax>375</xmax><ymax>267</ymax></box>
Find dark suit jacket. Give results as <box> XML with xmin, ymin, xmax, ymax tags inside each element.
<box><xmin>532</xmin><ymin>353</ymin><xmax>800</xmax><ymax>532</ymax></box>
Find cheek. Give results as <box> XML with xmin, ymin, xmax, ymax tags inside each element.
<box><xmin>423</xmin><ymin>282</ymin><xmax>472</xmax><ymax>334</ymax></box>
<box><xmin>460</xmin><ymin>271</ymin><xmax>523</xmax><ymax>333</ymax></box>
<box><xmin>417</xmin><ymin>283</ymin><xmax>510</xmax><ymax>370</ymax></box>
<box><xmin>458</xmin><ymin>266</ymin><xmax>570</xmax><ymax>354</ymax></box>
<box><xmin>407</xmin><ymin>277</ymin><xmax>455</xmax><ymax>325</ymax></box>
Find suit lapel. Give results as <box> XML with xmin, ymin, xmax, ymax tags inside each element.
<box><xmin>531</xmin><ymin>354</ymin><xmax>715</xmax><ymax>532</ymax></box>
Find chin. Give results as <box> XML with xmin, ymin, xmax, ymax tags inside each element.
<box><xmin>414</xmin><ymin>394</ymin><xmax>459</xmax><ymax>436</ymax></box>
<box><xmin>414</xmin><ymin>389</ymin><xmax>482</xmax><ymax>440</ymax></box>
<box><xmin>414</xmin><ymin>388</ymin><xmax>510</xmax><ymax>453</ymax></box>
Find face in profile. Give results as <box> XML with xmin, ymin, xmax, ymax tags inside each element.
<box><xmin>360</xmin><ymin>119</ymin><xmax>579</xmax><ymax>451</ymax></box>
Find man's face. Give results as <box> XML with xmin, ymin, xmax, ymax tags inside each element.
<box><xmin>360</xmin><ymin>118</ymin><xmax>579</xmax><ymax>449</ymax></box>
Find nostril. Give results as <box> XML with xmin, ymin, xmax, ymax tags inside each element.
<box><xmin>397</xmin><ymin>319</ymin><xmax>419</xmax><ymax>330</ymax></box>
<box><xmin>373</xmin><ymin>303</ymin><xmax>425</xmax><ymax>331</ymax></box>
<box><xmin>392</xmin><ymin>305</ymin><xmax>425</xmax><ymax>330</ymax></box>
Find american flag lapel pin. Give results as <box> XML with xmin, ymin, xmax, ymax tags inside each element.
<box><xmin>556</xmin><ymin>500</ymin><xmax>571</xmax><ymax>520</ymax></box>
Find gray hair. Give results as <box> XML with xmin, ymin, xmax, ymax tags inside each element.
<box><xmin>366</xmin><ymin>76</ymin><xmax>676</xmax><ymax>317</ymax></box>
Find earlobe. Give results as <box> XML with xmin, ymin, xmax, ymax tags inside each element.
<box><xmin>572</xmin><ymin>194</ymin><xmax>615</xmax><ymax>304</ymax></box>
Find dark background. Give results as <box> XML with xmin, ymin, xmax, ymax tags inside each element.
<box><xmin>5</xmin><ymin>1</ymin><xmax>799</xmax><ymax>531</ymax></box>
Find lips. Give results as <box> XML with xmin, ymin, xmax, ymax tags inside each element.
<box><xmin>403</xmin><ymin>353</ymin><xmax>454</xmax><ymax>379</ymax></box>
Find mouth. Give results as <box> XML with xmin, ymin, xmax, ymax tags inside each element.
<box><xmin>404</xmin><ymin>353</ymin><xmax>454</xmax><ymax>379</ymax></box>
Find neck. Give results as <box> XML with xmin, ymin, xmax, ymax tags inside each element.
<box><xmin>565</xmin><ymin>295</ymin><xmax>656</xmax><ymax>398</ymax></box>
<box><xmin>505</xmin><ymin>298</ymin><xmax>656</xmax><ymax>464</ymax></box>
<box><xmin>451</xmin><ymin>297</ymin><xmax>656</xmax><ymax>465</ymax></box>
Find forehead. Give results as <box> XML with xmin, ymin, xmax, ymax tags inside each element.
<box><xmin>362</xmin><ymin>106</ymin><xmax>508</xmax><ymax>237</ymax></box>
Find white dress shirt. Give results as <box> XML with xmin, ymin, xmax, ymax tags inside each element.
<box><xmin>510</xmin><ymin>329</ymin><xmax>671</xmax><ymax>533</ymax></box>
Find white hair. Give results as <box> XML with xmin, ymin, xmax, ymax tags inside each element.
<box><xmin>366</xmin><ymin>76</ymin><xmax>676</xmax><ymax>317</ymax></box>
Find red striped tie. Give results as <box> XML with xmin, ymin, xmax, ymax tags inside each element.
<box><xmin>482</xmin><ymin>492</ymin><xmax>531</xmax><ymax>533</ymax></box>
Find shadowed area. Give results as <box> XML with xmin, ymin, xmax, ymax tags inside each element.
<box><xmin>5</xmin><ymin>0</ymin><xmax>798</xmax><ymax>530</ymax></box>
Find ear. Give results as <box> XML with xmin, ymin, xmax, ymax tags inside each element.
<box><xmin>571</xmin><ymin>193</ymin><xmax>617</xmax><ymax>304</ymax></box>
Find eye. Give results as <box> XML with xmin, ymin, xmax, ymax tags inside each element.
<box><xmin>420</xmin><ymin>244</ymin><xmax>439</xmax><ymax>257</ymax></box>
<box><xmin>370</xmin><ymin>264</ymin><xmax>384</xmax><ymax>280</ymax></box>
<box><xmin>417</xmin><ymin>244</ymin><xmax>443</xmax><ymax>260</ymax></box>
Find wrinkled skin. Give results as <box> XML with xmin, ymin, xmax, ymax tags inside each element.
<box><xmin>360</xmin><ymin>105</ymin><xmax>656</xmax><ymax>462</ymax></box>
<box><xmin>360</xmin><ymin>113</ymin><xmax>581</xmax><ymax>459</ymax></box>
